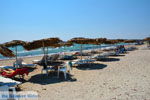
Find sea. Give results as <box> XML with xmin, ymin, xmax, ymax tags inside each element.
<box><xmin>0</xmin><ymin>43</ymin><xmax>133</xmax><ymax>60</ymax></box>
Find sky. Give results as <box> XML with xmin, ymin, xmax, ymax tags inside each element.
<box><xmin>0</xmin><ymin>0</ymin><xmax>150</xmax><ymax>43</ymax></box>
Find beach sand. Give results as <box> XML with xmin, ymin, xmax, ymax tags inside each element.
<box><xmin>0</xmin><ymin>44</ymin><xmax>150</xmax><ymax>100</ymax></box>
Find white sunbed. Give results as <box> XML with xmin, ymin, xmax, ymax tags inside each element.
<box><xmin>0</xmin><ymin>66</ymin><xmax>15</xmax><ymax>69</ymax></box>
<box><xmin>107</xmin><ymin>51</ymin><xmax>120</xmax><ymax>56</ymax></box>
<box><xmin>0</xmin><ymin>76</ymin><xmax>21</xmax><ymax>87</ymax></box>
<box><xmin>13</xmin><ymin>58</ymin><xmax>37</xmax><ymax>68</ymax></box>
<box><xmin>22</xmin><ymin>62</ymin><xmax>37</xmax><ymax>68</ymax></box>
<box><xmin>32</xmin><ymin>60</ymin><xmax>40</xmax><ymax>64</ymax></box>
<box><xmin>72</xmin><ymin>59</ymin><xmax>95</xmax><ymax>66</ymax></box>
<box><xmin>92</xmin><ymin>52</ymin><xmax>110</xmax><ymax>60</ymax></box>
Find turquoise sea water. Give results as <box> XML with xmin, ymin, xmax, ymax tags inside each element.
<box><xmin>0</xmin><ymin>43</ymin><xmax>131</xmax><ymax>60</ymax></box>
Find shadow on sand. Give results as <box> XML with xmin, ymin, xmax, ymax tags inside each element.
<box><xmin>27</xmin><ymin>72</ymin><xmax>77</xmax><ymax>85</ymax></box>
<box><xmin>76</xmin><ymin>63</ymin><xmax>107</xmax><ymax>70</ymax></box>
<box><xmin>98</xmin><ymin>58</ymin><xmax>120</xmax><ymax>62</ymax></box>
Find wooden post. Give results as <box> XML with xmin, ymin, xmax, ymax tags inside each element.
<box><xmin>42</xmin><ymin>41</ymin><xmax>47</xmax><ymax>66</ymax></box>
<box><xmin>15</xmin><ymin>46</ymin><xmax>18</xmax><ymax>68</ymax></box>
<box><xmin>80</xmin><ymin>44</ymin><xmax>83</xmax><ymax>60</ymax></box>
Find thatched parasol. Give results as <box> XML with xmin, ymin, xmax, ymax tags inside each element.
<box><xmin>144</xmin><ymin>37</ymin><xmax>150</xmax><ymax>46</ymax></box>
<box><xmin>124</xmin><ymin>39</ymin><xmax>137</xmax><ymax>43</ymax></box>
<box><xmin>61</xmin><ymin>42</ymin><xmax>73</xmax><ymax>47</ymax></box>
<box><xmin>104</xmin><ymin>39</ymin><xmax>124</xmax><ymax>44</ymax></box>
<box><xmin>0</xmin><ymin>45</ymin><xmax>15</xmax><ymax>57</ymax></box>
<box><xmin>23</xmin><ymin>38</ymin><xmax>62</xmax><ymax>51</ymax></box>
<box><xmin>3</xmin><ymin>40</ymin><xmax>26</xmax><ymax>63</ymax></box>
<box><xmin>92</xmin><ymin>38</ymin><xmax>107</xmax><ymax>54</ymax></box>
<box><xmin>68</xmin><ymin>37</ymin><xmax>92</xmax><ymax>44</ymax></box>
<box><xmin>144</xmin><ymin>37</ymin><xmax>150</xmax><ymax>41</ymax></box>
<box><xmin>94</xmin><ymin>38</ymin><xmax>107</xmax><ymax>45</ymax></box>
<box><xmin>23</xmin><ymin>37</ymin><xmax>62</xmax><ymax>66</ymax></box>
<box><xmin>68</xmin><ymin>37</ymin><xmax>102</xmax><ymax>59</ymax></box>
<box><xmin>49</xmin><ymin>41</ymin><xmax>73</xmax><ymax>48</ymax></box>
<box><xmin>3</xmin><ymin>40</ymin><xmax>26</xmax><ymax>47</ymax></box>
<box><xmin>116</xmin><ymin>39</ymin><xmax>125</xmax><ymax>43</ymax></box>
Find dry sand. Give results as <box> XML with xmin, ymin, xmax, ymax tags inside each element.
<box><xmin>0</xmin><ymin>45</ymin><xmax>150</xmax><ymax>100</ymax></box>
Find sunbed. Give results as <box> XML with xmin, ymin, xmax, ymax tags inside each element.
<box><xmin>1</xmin><ymin>68</ymin><xmax>29</xmax><ymax>79</ymax></box>
<box><xmin>0</xmin><ymin>76</ymin><xmax>21</xmax><ymax>87</ymax></box>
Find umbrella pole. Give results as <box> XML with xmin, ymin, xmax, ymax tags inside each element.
<box><xmin>42</xmin><ymin>41</ymin><xmax>47</xmax><ymax>67</ymax></box>
<box><xmin>93</xmin><ymin>45</ymin><xmax>95</xmax><ymax>52</ymax></box>
<box><xmin>80</xmin><ymin>44</ymin><xmax>83</xmax><ymax>60</ymax></box>
<box><xmin>99</xmin><ymin>44</ymin><xmax>101</xmax><ymax>55</ymax></box>
<box><xmin>47</xmin><ymin>47</ymin><xmax>48</xmax><ymax>55</ymax></box>
<box><xmin>63</xmin><ymin>46</ymin><xmax>66</xmax><ymax>55</ymax></box>
<box><xmin>43</xmin><ymin>47</ymin><xmax>47</xmax><ymax>66</ymax></box>
<box><xmin>15</xmin><ymin>46</ymin><xmax>17</xmax><ymax>64</ymax></box>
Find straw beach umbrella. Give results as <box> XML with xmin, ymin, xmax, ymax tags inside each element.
<box><xmin>144</xmin><ymin>37</ymin><xmax>150</xmax><ymax>41</ymax></box>
<box><xmin>116</xmin><ymin>39</ymin><xmax>125</xmax><ymax>43</ymax></box>
<box><xmin>3</xmin><ymin>40</ymin><xmax>26</xmax><ymax>62</ymax></box>
<box><xmin>95</xmin><ymin>38</ymin><xmax>107</xmax><ymax>45</ymax></box>
<box><xmin>0</xmin><ymin>45</ymin><xmax>15</xmax><ymax>57</ymax></box>
<box><xmin>104</xmin><ymin>39</ymin><xmax>119</xmax><ymax>44</ymax></box>
<box><xmin>124</xmin><ymin>39</ymin><xmax>137</xmax><ymax>43</ymax></box>
<box><xmin>144</xmin><ymin>37</ymin><xmax>150</xmax><ymax>46</ymax></box>
<box><xmin>68</xmin><ymin>37</ymin><xmax>96</xmax><ymax>60</ymax></box>
<box><xmin>23</xmin><ymin>37</ymin><xmax>62</xmax><ymax>66</ymax></box>
<box><xmin>3</xmin><ymin>40</ymin><xmax>26</xmax><ymax>47</ymax></box>
<box><xmin>23</xmin><ymin>38</ymin><xmax>62</xmax><ymax>51</ymax></box>
<box><xmin>82</xmin><ymin>38</ymin><xmax>106</xmax><ymax>53</ymax></box>
<box><xmin>23</xmin><ymin>37</ymin><xmax>62</xmax><ymax>56</ymax></box>
<box><xmin>92</xmin><ymin>38</ymin><xmax>107</xmax><ymax>53</ymax></box>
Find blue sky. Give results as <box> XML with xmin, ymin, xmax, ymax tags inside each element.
<box><xmin>0</xmin><ymin>0</ymin><xmax>150</xmax><ymax>43</ymax></box>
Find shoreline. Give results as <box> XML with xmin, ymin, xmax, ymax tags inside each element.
<box><xmin>0</xmin><ymin>43</ymin><xmax>135</xmax><ymax>61</ymax></box>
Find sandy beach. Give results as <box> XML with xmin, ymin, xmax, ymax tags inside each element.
<box><xmin>1</xmin><ymin>0</ymin><xmax>149</xmax><ymax>99</ymax></box>
<box><xmin>0</xmin><ymin>44</ymin><xmax>150</xmax><ymax>100</ymax></box>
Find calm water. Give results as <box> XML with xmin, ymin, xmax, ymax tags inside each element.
<box><xmin>0</xmin><ymin>43</ymin><xmax>131</xmax><ymax>60</ymax></box>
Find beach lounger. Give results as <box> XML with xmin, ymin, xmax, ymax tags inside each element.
<box><xmin>32</xmin><ymin>59</ymin><xmax>40</xmax><ymax>64</ymax></box>
<box><xmin>72</xmin><ymin>59</ymin><xmax>95</xmax><ymax>66</ymax></box>
<box><xmin>106</xmin><ymin>51</ymin><xmax>120</xmax><ymax>56</ymax></box>
<box><xmin>92</xmin><ymin>52</ymin><xmax>109</xmax><ymax>60</ymax></box>
<box><xmin>0</xmin><ymin>76</ymin><xmax>21</xmax><ymax>87</ymax></box>
<box><xmin>21</xmin><ymin>62</ymin><xmax>37</xmax><ymax>68</ymax></box>
<box><xmin>14</xmin><ymin>58</ymin><xmax>37</xmax><ymax>68</ymax></box>
<box><xmin>49</xmin><ymin>54</ymin><xmax>60</xmax><ymax>61</ymax></box>
<box><xmin>0</xmin><ymin>66</ymin><xmax>16</xmax><ymax>70</ymax></box>
<box><xmin>33</xmin><ymin>54</ymin><xmax>60</xmax><ymax>65</ymax></box>
<box><xmin>1</xmin><ymin>68</ymin><xmax>29</xmax><ymax>79</ymax></box>
<box><xmin>59</xmin><ymin>55</ymin><xmax>77</xmax><ymax>60</ymax></box>
<box><xmin>102</xmin><ymin>46</ymin><xmax>117</xmax><ymax>51</ymax></box>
